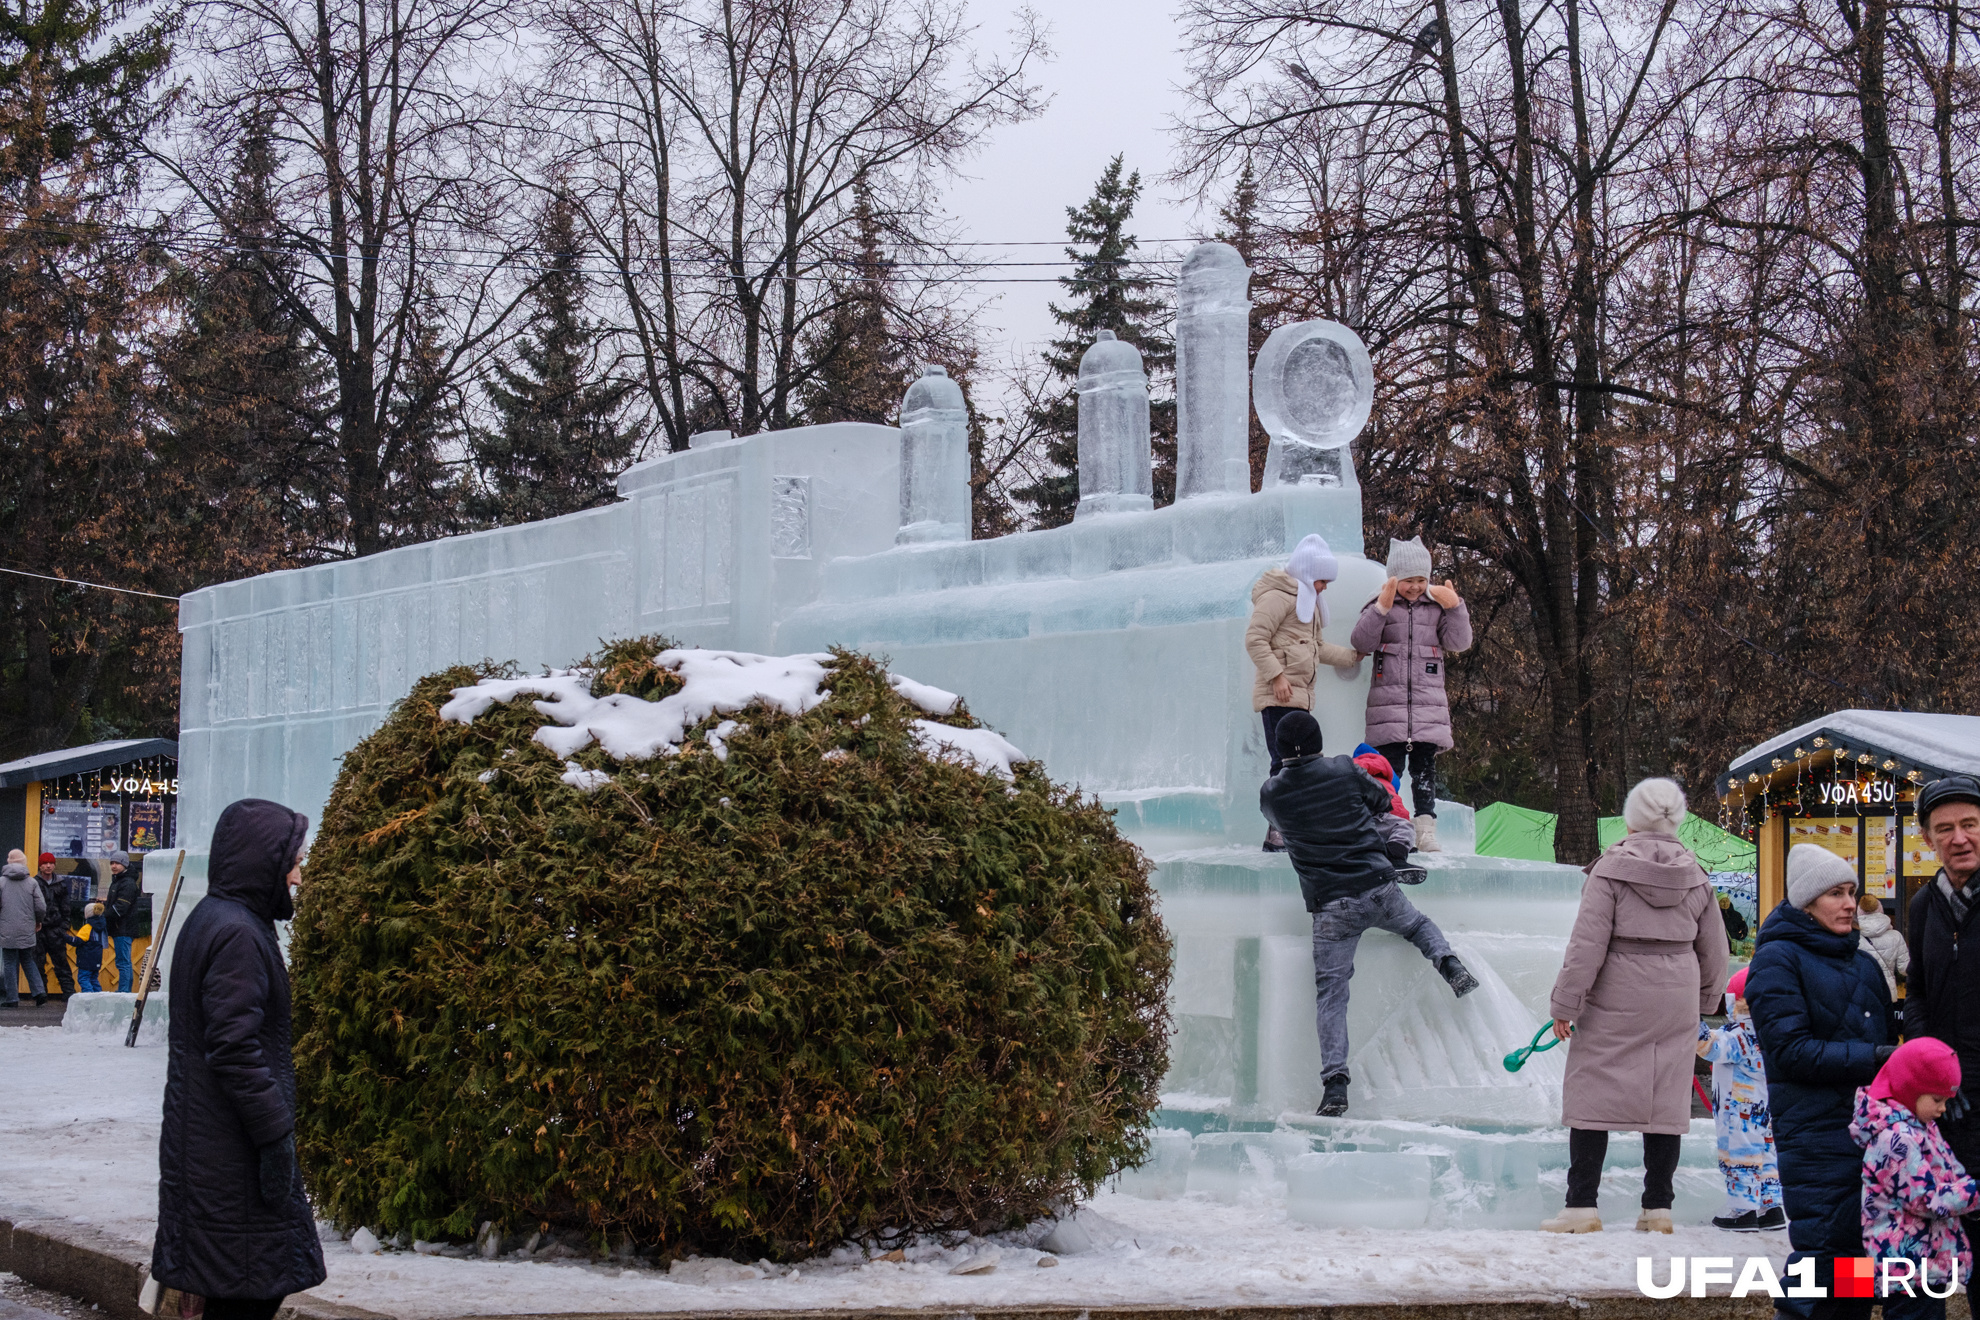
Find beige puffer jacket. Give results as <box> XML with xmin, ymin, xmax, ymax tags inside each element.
<box><xmin>1246</xmin><ymin>568</ymin><xmax>1359</xmax><ymax>712</ymax></box>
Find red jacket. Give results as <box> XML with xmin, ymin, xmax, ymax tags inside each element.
<box><xmin>1352</xmin><ymin>752</ymin><xmax>1410</xmax><ymax>820</ymax></box>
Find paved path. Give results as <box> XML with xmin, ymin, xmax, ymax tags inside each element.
<box><xmin>0</xmin><ymin>996</ymin><xmax>68</xmax><ymax>1027</ymax></box>
<box><xmin>0</xmin><ymin>1270</ymin><xmax>105</xmax><ymax>1320</ymax></box>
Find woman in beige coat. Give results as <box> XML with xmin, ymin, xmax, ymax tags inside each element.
<box><xmin>1540</xmin><ymin>778</ymin><xmax>1729</xmax><ymax>1234</ymax></box>
<box><xmin>1246</xmin><ymin>534</ymin><xmax>1358</xmax><ymax>850</ymax></box>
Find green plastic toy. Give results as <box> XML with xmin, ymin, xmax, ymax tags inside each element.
<box><xmin>1503</xmin><ymin>1021</ymin><xmax>1565</xmax><ymax>1072</ymax></box>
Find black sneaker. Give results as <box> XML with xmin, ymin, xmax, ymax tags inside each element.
<box><xmin>1713</xmin><ymin>1210</ymin><xmax>1759</xmax><ymax>1231</ymax></box>
<box><xmin>1438</xmin><ymin>955</ymin><xmax>1480</xmax><ymax>998</ymax></box>
<box><xmin>1263</xmin><ymin>828</ymin><xmax>1286</xmax><ymax>853</ymax></box>
<box><xmin>1317</xmin><ymin>1077</ymin><xmax>1350</xmax><ymax>1117</ymax></box>
<box><xmin>1395</xmin><ymin>867</ymin><xmax>1428</xmax><ymax>885</ymax></box>
<box><xmin>1755</xmin><ymin>1206</ymin><xmax>1786</xmax><ymax>1231</ymax></box>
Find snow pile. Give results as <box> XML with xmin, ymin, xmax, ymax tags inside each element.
<box><xmin>913</xmin><ymin>720</ymin><xmax>1027</xmax><ymax>780</ymax></box>
<box><xmin>440</xmin><ymin>649</ymin><xmax>1024</xmax><ymax>779</ymax></box>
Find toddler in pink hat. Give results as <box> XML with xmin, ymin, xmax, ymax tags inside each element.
<box><xmin>1698</xmin><ymin>967</ymin><xmax>1784</xmax><ymax>1231</ymax></box>
<box><xmin>1851</xmin><ymin>1037</ymin><xmax>1980</xmax><ymax>1310</ymax></box>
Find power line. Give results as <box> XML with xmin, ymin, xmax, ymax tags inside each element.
<box><xmin>0</xmin><ymin>565</ymin><xmax>179</xmax><ymax>602</ymax></box>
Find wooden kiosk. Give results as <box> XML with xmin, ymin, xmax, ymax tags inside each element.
<box><xmin>1718</xmin><ymin>711</ymin><xmax>1980</xmax><ymax>937</ymax></box>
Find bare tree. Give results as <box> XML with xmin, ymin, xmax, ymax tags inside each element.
<box><xmin>161</xmin><ymin>0</ymin><xmax>534</xmax><ymax>555</ymax></box>
<box><xmin>524</xmin><ymin>0</ymin><xmax>1045</xmax><ymax>450</ymax></box>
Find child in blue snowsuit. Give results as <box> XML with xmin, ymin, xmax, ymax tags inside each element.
<box><xmin>1697</xmin><ymin>966</ymin><xmax>1785</xmax><ymax>1231</ymax></box>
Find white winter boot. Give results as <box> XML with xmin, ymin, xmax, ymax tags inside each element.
<box><xmin>1413</xmin><ymin>814</ymin><xmax>1442</xmax><ymax>852</ymax></box>
<box><xmin>1636</xmin><ymin>1209</ymin><xmax>1674</xmax><ymax>1234</ymax></box>
<box><xmin>1539</xmin><ymin>1207</ymin><xmax>1602</xmax><ymax>1233</ymax></box>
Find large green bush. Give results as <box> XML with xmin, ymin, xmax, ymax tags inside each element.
<box><xmin>289</xmin><ymin>639</ymin><xmax>1171</xmax><ymax>1260</ymax></box>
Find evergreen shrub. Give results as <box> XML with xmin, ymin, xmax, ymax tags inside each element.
<box><xmin>289</xmin><ymin>638</ymin><xmax>1172</xmax><ymax>1259</ymax></box>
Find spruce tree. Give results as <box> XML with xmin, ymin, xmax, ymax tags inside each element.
<box><xmin>473</xmin><ymin>191</ymin><xmax>638</xmax><ymax>524</ymax></box>
<box><xmin>800</xmin><ymin>188</ymin><xmax>910</xmax><ymax>425</ymax></box>
<box><xmin>1014</xmin><ymin>156</ymin><xmax>1174</xmax><ymax>527</ymax></box>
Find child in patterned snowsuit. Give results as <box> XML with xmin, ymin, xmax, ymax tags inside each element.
<box><xmin>1697</xmin><ymin>967</ymin><xmax>1785</xmax><ymax>1230</ymax></box>
<box><xmin>1852</xmin><ymin>1037</ymin><xmax>1980</xmax><ymax>1315</ymax></box>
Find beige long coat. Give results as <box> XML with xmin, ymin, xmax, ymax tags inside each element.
<box><xmin>1549</xmin><ymin>831</ymin><xmax>1730</xmax><ymax>1134</ymax></box>
<box><xmin>1245</xmin><ymin>569</ymin><xmax>1359</xmax><ymax>712</ymax></box>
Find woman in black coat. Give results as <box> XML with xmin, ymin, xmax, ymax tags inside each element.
<box><xmin>1745</xmin><ymin>845</ymin><xmax>1895</xmax><ymax>1320</ymax></box>
<box><xmin>151</xmin><ymin>800</ymin><xmax>326</xmax><ymax>1320</ymax></box>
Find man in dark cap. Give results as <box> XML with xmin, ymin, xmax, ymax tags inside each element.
<box><xmin>1904</xmin><ymin>773</ymin><xmax>1980</xmax><ymax>1242</ymax></box>
<box><xmin>1260</xmin><ymin>710</ymin><xmax>1478</xmax><ymax>1118</ymax></box>
<box><xmin>150</xmin><ymin>799</ymin><xmax>326</xmax><ymax>1320</ymax></box>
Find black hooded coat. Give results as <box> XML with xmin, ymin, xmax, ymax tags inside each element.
<box><xmin>151</xmin><ymin>799</ymin><xmax>326</xmax><ymax>1301</ymax></box>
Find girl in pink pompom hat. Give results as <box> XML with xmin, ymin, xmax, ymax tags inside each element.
<box><xmin>1852</xmin><ymin>1037</ymin><xmax>1980</xmax><ymax>1310</ymax></box>
<box><xmin>1699</xmin><ymin>966</ymin><xmax>1784</xmax><ymax>1230</ymax></box>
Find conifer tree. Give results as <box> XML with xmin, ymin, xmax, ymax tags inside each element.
<box><xmin>161</xmin><ymin>112</ymin><xmax>341</xmax><ymax>561</ymax></box>
<box><xmin>800</xmin><ymin>188</ymin><xmax>910</xmax><ymax>425</ymax></box>
<box><xmin>387</xmin><ymin>287</ymin><xmax>477</xmax><ymax>540</ymax></box>
<box><xmin>473</xmin><ymin>192</ymin><xmax>639</xmax><ymax>524</ymax></box>
<box><xmin>1014</xmin><ymin>157</ymin><xmax>1174</xmax><ymax>527</ymax></box>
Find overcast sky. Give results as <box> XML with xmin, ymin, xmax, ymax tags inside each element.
<box><xmin>941</xmin><ymin>1</ymin><xmax>1204</xmax><ymax>390</ymax></box>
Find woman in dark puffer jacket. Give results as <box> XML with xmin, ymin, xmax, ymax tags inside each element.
<box><xmin>1746</xmin><ymin>844</ymin><xmax>1896</xmax><ymax>1320</ymax></box>
<box><xmin>150</xmin><ymin>799</ymin><xmax>325</xmax><ymax>1320</ymax></box>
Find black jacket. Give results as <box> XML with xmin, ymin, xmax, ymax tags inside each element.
<box><xmin>1259</xmin><ymin>753</ymin><xmax>1398</xmax><ymax>911</ymax></box>
<box><xmin>151</xmin><ymin>799</ymin><xmax>325</xmax><ymax>1301</ymax></box>
<box><xmin>1904</xmin><ymin>873</ymin><xmax>1980</xmax><ymax>1079</ymax></box>
<box><xmin>105</xmin><ymin>869</ymin><xmax>141</xmax><ymax>938</ymax></box>
<box><xmin>1746</xmin><ymin>900</ymin><xmax>1895</xmax><ymax>1255</ymax></box>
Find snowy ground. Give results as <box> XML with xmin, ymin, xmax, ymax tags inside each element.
<box><xmin>4</xmin><ymin>1025</ymin><xmax>1787</xmax><ymax>1316</ymax></box>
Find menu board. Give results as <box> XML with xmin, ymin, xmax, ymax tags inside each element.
<box><xmin>1790</xmin><ymin>814</ymin><xmax>1924</xmax><ymax>899</ymax></box>
<box><xmin>42</xmin><ymin>800</ymin><xmax>121</xmax><ymax>858</ymax></box>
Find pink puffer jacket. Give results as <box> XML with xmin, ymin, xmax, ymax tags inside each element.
<box><xmin>1852</xmin><ymin>1088</ymin><xmax>1980</xmax><ymax>1285</ymax></box>
<box><xmin>1348</xmin><ymin>595</ymin><xmax>1473</xmax><ymax>749</ymax></box>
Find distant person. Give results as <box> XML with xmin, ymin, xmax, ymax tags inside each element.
<box><xmin>100</xmin><ymin>850</ymin><xmax>142</xmax><ymax>993</ymax></box>
<box><xmin>32</xmin><ymin>852</ymin><xmax>77</xmax><ymax>999</ymax></box>
<box><xmin>1259</xmin><ymin>711</ymin><xmax>1477</xmax><ymax>1119</ymax></box>
<box><xmin>1543</xmin><ymin>778</ymin><xmax>1729</xmax><ymax>1234</ymax></box>
<box><xmin>1</xmin><ymin>848</ymin><xmax>48</xmax><ymax>1007</ymax></box>
<box><xmin>1348</xmin><ymin>536</ymin><xmax>1471</xmax><ymax>853</ymax></box>
<box><xmin>1246</xmin><ymin>534</ymin><xmax>1359</xmax><ymax>850</ymax></box>
<box><xmin>1857</xmin><ymin>891</ymin><xmax>1908</xmax><ymax>998</ymax></box>
<box><xmin>1902</xmin><ymin>774</ymin><xmax>1980</xmax><ymax>1252</ymax></box>
<box><xmin>1747</xmin><ymin>844</ymin><xmax>1896</xmax><ymax>1318</ymax></box>
<box><xmin>1719</xmin><ymin>892</ymin><xmax>1750</xmax><ymax>944</ymax></box>
<box><xmin>151</xmin><ymin>799</ymin><xmax>326</xmax><ymax>1320</ymax></box>
<box><xmin>1697</xmin><ymin>968</ymin><xmax>1784</xmax><ymax>1231</ymax></box>
<box><xmin>1853</xmin><ymin>1038</ymin><xmax>1980</xmax><ymax>1318</ymax></box>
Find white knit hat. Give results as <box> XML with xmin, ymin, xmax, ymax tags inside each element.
<box><xmin>1622</xmin><ymin>777</ymin><xmax>1687</xmax><ymax>835</ymax></box>
<box><xmin>1386</xmin><ymin>536</ymin><xmax>1433</xmax><ymax>580</ymax></box>
<box><xmin>1787</xmin><ymin>843</ymin><xmax>1857</xmax><ymax>910</ymax></box>
<box><xmin>1286</xmin><ymin>534</ymin><xmax>1339</xmax><ymax>625</ymax></box>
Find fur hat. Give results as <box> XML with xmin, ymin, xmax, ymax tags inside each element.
<box><xmin>4</xmin><ymin>849</ymin><xmax>22</xmax><ymax>867</ymax></box>
<box><xmin>1622</xmin><ymin>777</ymin><xmax>1687</xmax><ymax>835</ymax></box>
<box><xmin>1286</xmin><ymin>534</ymin><xmax>1339</xmax><ymax>625</ymax></box>
<box><xmin>1275</xmin><ymin>711</ymin><xmax>1323</xmax><ymax>759</ymax></box>
<box><xmin>1787</xmin><ymin>843</ymin><xmax>1857</xmax><ymax>909</ymax></box>
<box><xmin>1869</xmin><ymin>1037</ymin><xmax>1962</xmax><ymax>1116</ymax></box>
<box><xmin>1385</xmin><ymin>536</ymin><xmax>1433</xmax><ymax>580</ymax></box>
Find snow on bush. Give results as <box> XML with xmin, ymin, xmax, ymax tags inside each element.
<box><xmin>289</xmin><ymin>637</ymin><xmax>1172</xmax><ymax>1261</ymax></box>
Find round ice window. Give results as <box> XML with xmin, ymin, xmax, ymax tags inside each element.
<box><xmin>1282</xmin><ymin>338</ymin><xmax>1360</xmax><ymax>433</ymax></box>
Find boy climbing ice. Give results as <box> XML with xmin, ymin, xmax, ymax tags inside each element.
<box><xmin>1260</xmin><ymin>710</ymin><xmax>1475</xmax><ymax>1118</ymax></box>
<box><xmin>1697</xmin><ymin>967</ymin><xmax>1785</xmax><ymax>1231</ymax></box>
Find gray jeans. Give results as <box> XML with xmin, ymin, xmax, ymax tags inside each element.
<box><xmin>1311</xmin><ymin>880</ymin><xmax>1455</xmax><ymax>1082</ymax></box>
<box><xmin>2</xmin><ymin>945</ymin><xmax>45</xmax><ymax>1005</ymax></box>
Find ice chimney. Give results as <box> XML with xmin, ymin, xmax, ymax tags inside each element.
<box><xmin>1075</xmin><ymin>330</ymin><xmax>1154</xmax><ymax>519</ymax></box>
<box><xmin>1175</xmin><ymin>242</ymin><xmax>1253</xmax><ymax>499</ymax></box>
<box><xmin>896</xmin><ymin>364</ymin><xmax>971</xmax><ymax>544</ymax></box>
